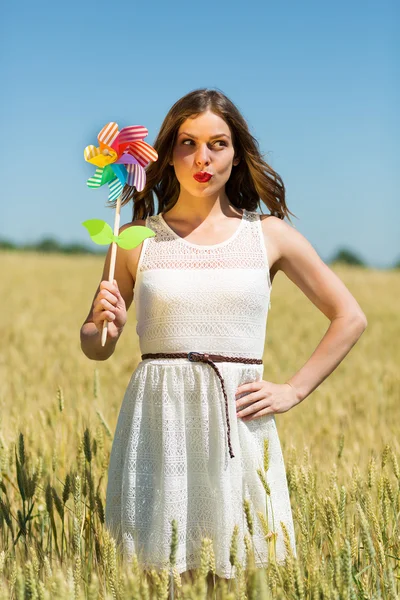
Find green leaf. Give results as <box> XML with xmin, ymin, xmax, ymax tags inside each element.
<box><xmin>82</xmin><ymin>219</ymin><xmax>114</xmax><ymax>245</ymax></box>
<box><xmin>116</xmin><ymin>226</ymin><xmax>156</xmax><ymax>250</ymax></box>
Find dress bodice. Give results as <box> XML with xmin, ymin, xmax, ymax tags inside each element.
<box><xmin>133</xmin><ymin>208</ymin><xmax>272</xmax><ymax>358</ymax></box>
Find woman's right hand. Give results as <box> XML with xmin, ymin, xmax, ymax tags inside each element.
<box><xmin>92</xmin><ymin>279</ymin><xmax>127</xmax><ymax>338</ymax></box>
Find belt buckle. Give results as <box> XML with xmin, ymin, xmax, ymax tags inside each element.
<box><xmin>187</xmin><ymin>351</ymin><xmax>199</xmax><ymax>362</ymax></box>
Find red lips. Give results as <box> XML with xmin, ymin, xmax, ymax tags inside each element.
<box><xmin>193</xmin><ymin>172</ymin><xmax>212</xmax><ymax>183</ymax></box>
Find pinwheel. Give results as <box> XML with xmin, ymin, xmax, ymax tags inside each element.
<box><xmin>82</xmin><ymin>121</ymin><xmax>158</xmax><ymax>346</ymax></box>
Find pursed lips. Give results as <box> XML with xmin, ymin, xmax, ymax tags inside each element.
<box><xmin>193</xmin><ymin>172</ymin><xmax>213</xmax><ymax>182</ymax></box>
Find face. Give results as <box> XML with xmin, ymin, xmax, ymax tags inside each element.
<box><xmin>170</xmin><ymin>110</ymin><xmax>240</xmax><ymax>196</ymax></box>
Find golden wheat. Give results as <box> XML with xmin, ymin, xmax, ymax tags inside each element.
<box><xmin>0</xmin><ymin>251</ymin><xmax>399</xmax><ymax>598</ymax></box>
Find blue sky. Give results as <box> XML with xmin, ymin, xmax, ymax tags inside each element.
<box><xmin>1</xmin><ymin>0</ymin><xmax>398</xmax><ymax>268</ymax></box>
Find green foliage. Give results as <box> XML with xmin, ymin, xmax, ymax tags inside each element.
<box><xmin>0</xmin><ymin>237</ymin><xmax>103</xmax><ymax>255</ymax></box>
<box><xmin>330</xmin><ymin>248</ymin><xmax>366</xmax><ymax>266</ymax></box>
<box><xmin>0</xmin><ymin>239</ymin><xmax>16</xmax><ymax>250</ymax></box>
<box><xmin>393</xmin><ymin>256</ymin><xmax>400</xmax><ymax>269</ymax></box>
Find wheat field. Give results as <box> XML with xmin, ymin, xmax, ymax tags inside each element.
<box><xmin>0</xmin><ymin>251</ymin><xmax>399</xmax><ymax>599</ymax></box>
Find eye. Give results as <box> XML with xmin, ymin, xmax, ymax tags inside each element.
<box><xmin>181</xmin><ymin>139</ymin><xmax>227</xmax><ymax>147</ymax></box>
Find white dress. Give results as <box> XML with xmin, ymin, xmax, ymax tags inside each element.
<box><xmin>104</xmin><ymin>208</ymin><xmax>297</xmax><ymax>578</ymax></box>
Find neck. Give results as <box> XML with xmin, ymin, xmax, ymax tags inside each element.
<box><xmin>164</xmin><ymin>191</ymin><xmax>241</xmax><ymax>223</ymax></box>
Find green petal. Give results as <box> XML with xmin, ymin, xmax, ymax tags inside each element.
<box><xmin>116</xmin><ymin>226</ymin><xmax>156</xmax><ymax>250</ymax></box>
<box><xmin>82</xmin><ymin>219</ymin><xmax>114</xmax><ymax>245</ymax></box>
<box><xmin>86</xmin><ymin>166</ymin><xmax>115</xmax><ymax>188</ymax></box>
<box><xmin>101</xmin><ymin>165</ymin><xmax>118</xmax><ymax>186</ymax></box>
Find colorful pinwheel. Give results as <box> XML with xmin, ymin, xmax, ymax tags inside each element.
<box><xmin>83</xmin><ymin>121</ymin><xmax>158</xmax><ymax>201</ymax></box>
<box><xmin>82</xmin><ymin>121</ymin><xmax>158</xmax><ymax>346</ymax></box>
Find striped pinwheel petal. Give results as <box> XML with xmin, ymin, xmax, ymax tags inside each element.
<box><xmin>98</xmin><ymin>122</ymin><xmax>119</xmax><ymax>148</ymax></box>
<box><xmin>84</xmin><ymin>144</ymin><xmax>117</xmax><ymax>168</ymax></box>
<box><xmin>125</xmin><ymin>140</ymin><xmax>158</xmax><ymax>167</ymax></box>
<box><xmin>108</xmin><ymin>177</ymin><xmax>124</xmax><ymax>202</ymax></box>
<box><xmin>87</xmin><ymin>165</ymin><xmax>116</xmax><ymax>188</ymax></box>
<box><xmin>84</xmin><ymin>145</ymin><xmax>99</xmax><ymax>162</ymax></box>
<box><xmin>87</xmin><ymin>169</ymin><xmax>102</xmax><ymax>188</ymax></box>
<box><xmin>111</xmin><ymin>125</ymin><xmax>148</xmax><ymax>154</ymax></box>
<box><xmin>110</xmin><ymin>163</ymin><xmax>128</xmax><ymax>186</ymax></box>
<box><xmin>115</xmin><ymin>153</ymin><xmax>141</xmax><ymax>166</ymax></box>
<box><xmin>126</xmin><ymin>163</ymin><xmax>146</xmax><ymax>191</ymax></box>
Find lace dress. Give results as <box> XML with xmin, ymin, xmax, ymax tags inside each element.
<box><xmin>104</xmin><ymin>208</ymin><xmax>297</xmax><ymax>578</ymax></box>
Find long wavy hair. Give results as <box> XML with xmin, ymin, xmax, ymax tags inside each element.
<box><xmin>116</xmin><ymin>88</ymin><xmax>296</xmax><ymax>223</ymax></box>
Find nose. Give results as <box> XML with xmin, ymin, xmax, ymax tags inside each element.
<box><xmin>194</xmin><ymin>143</ymin><xmax>211</xmax><ymax>166</ymax></box>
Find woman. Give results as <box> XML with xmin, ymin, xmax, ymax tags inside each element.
<box><xmin>80</xmin><ymin>88</ymin><xmax>367</xmax><ymax>584</ymax></box>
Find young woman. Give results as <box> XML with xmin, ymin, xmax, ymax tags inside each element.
<box><xmin>80</xmin><ymin>88</ymin><xmax>367</xmax><ymax>584</ymax></box>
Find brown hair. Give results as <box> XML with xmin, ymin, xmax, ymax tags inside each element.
<box><xmin>116</xmin><ymin>88</ymin><xmax>297</xmax><ymax>223</ymax></box>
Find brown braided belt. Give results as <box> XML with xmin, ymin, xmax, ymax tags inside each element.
<box><xmin>140</xmin><ymin>351</ymin><xmax>263</xmax><ymax>459</ymax></box>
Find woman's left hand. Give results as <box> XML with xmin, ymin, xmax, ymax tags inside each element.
<box><xmin>235</xmin><ymin>381</ymin><xmax>300</xmax><ymax>421</ymax></box>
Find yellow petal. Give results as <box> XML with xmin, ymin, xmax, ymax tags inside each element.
<box><xmin>84</xmin><ymin>144</ymin><xmax>117</xmax><ymax>167</ymax></box>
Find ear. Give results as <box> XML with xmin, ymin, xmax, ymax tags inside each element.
<box><xmin>233</xmin><ymin>156</ymin><xmax>241</xmax><ymax>167</ymax></box>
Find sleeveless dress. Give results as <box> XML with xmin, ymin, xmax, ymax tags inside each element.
<box><xmin>104</xmin><ymin>208</ymin><xmax>297</xmax><ymax>579</ymax></box>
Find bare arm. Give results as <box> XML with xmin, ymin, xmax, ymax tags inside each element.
<box><xmin>265</xmin><ymin>217</ymin><xmax>368</xmax><ymax>403</ymax></box>
<box><xmin>80</xmin><ymin>222</ymin><xmax>141</xmax><ymax>360</ymax></box>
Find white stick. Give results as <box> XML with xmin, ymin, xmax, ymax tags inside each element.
<box><xmin>101</xmin><ymin>194</ymin><xmax>122</xmax><ymax>347</ymax></box>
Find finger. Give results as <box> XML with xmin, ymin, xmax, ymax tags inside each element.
<box><xmin>100</xmin><ymin>280</ymin><xmax>114</xmax><ymax>291</ymax></box>
<box><xmin>113</xmin><ymin>279</ymin><xmax>124</xmax><ymax>302</ymax></box>
<box><xmin>93</xmin><ymin>301</ymin><xmax>115</xmax><ymax>317</ymax></box>
<box><xmin>97</xmin><ymin>289</ymin><xmax>118</xmax><ymax>305</ymax></box>
<box><xmin>240</xmin><ymin>405</ymin><xmax>275</xmax><ymax>421</ymax></box>
<box><xmin>236</xmin><ymin>398</ymin><xmax>267</xmax><ymax>418</ymax></box>
<box><xmin>235</xmin><ymin>381</ymin><xmax>263</xmax><ymax>397</ymax></box>
<box><xmin>100</xmin><ymin>280</ymin><xmax>120</xmax><ymax>297</ymax></box>
<box><xmin>236</xmin><ymin>389</ymin><xmax>265</xmax><ymax>410</ymax></box>
<box><xmin>98</xmin><ymin>298</ymin><xmax>116</xmax><ymax>312</ymax></box>
<box><xmin>97</xmin><ymin>310</ymin><xmax>116</xmax><ymax>323</ymax></box>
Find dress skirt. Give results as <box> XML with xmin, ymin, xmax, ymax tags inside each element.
<box><xmin>105</xmin><ymin>357</ymin><xmax>297</xmax><ymax>579</ymax></box>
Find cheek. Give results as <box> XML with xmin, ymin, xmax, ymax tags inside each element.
<box><xmin>217</xmin><ymin>150</ymin><xmax>236</xmax><ymax>171</ymax></box>
<box><xmin>172</xmin><ymin>148</ymin><xmax>191</xmax><ymax>169</ymax></box>
<box><xmin>173</xmin><ymin>144</ymin><xmax>190</xmax><ymax>159</ymax></box>
<box><xmin>218</xmin><ymin>159</ymin><xmax>235</xmax><ymax>178</ymax></box>
<box><xmin>226</xmin><ymin>150</ymin><xmax>236</xmax><ymax>165</ymax></box>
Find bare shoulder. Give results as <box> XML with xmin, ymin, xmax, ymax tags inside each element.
<box><xmin>260</xmin><ymin>214</ymin><xmax>367</xmax><ymax>323</ymax></box>
<box><xmin>259</xmin><ymin>214</ymin><xmax>294</xmax><ymax>277</ymax></box>
<box><xmin>260</xmin><ymin>214</ymin><xmax>316</xmax><ymax>272</ymax></box>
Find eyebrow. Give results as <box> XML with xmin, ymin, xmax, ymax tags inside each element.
<box><xmin>178</xmin><ymin>132</ymin><xmax>231</xmax><ymax>140</ymax></box>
